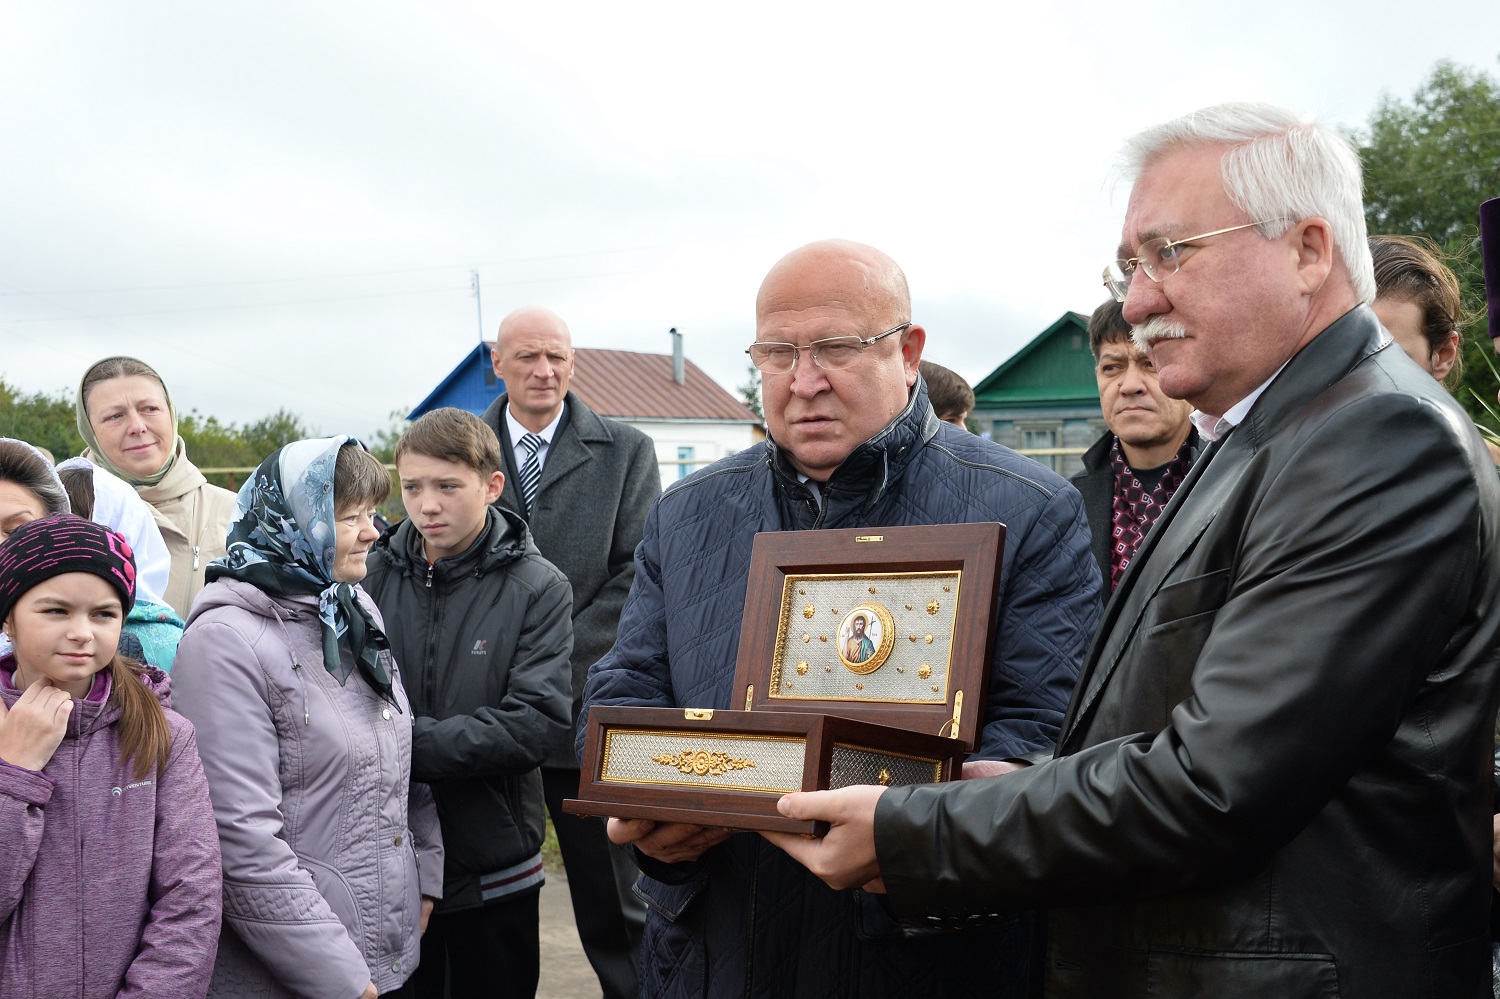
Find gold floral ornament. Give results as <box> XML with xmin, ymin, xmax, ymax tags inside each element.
<box><xmin>803</xmin><ymin>604</ymin><xmax>816</xmax><ymax>619</ymax></box>
<box><xmin>653</xmin><ymin>749</ymin><xmax>755</xmax><ymax>777</ymax></box>
<box><xmin>796</xmin><ymin>662</ymin><xmax>809</xmax><ymax>675</ymax></box>
<box><xmin>918</xmin><ymin>664</ymin><xmax>932</xmax><ymax>679</ymax></box>
<box><xmin>926</xmin><ymin>599</ymin><xmax>940</xmax><ymax>615</ymax></box>
<box><xmin>878</xmin><ymin>769</ymin><xmax>893</xmax><ymax>786</ymax></box>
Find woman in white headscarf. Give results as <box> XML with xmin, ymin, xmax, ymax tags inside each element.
<box><xmin>56</xmin><ymin>457</ymin><xmax>185</xmax><ymax>670</ymax></box>
<box><xmin>75</xmin><ymin>356</ymin><xmax>236</xmax><ymax>617</ymax></box>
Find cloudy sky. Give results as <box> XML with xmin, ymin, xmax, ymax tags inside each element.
<box><xmin>3</xmin><ymin>2</ymin><xmax>1498</xmax><ymax>439</ymax></box>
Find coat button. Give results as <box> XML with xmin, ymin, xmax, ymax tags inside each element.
<box><xmin>394</xmin><ymin>834</ymin><xmax>403</xmax><ymax>846</ymax></box>
<box><xmin>392</xmin><ymin>962</ymin><xmax>401</xmax><ymax>973</ymax></box>
<box><xmin>382</xmin><ymin>708</ymin><xmax>391</xmax><ymax>720</ymax></box>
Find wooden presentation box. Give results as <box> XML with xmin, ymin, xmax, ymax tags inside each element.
<box><xmin>566</xmin><ymin>522</ymin><xmax>1005</xmax><ymax>834</ymax></box>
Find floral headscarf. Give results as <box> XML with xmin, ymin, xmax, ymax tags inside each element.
<box><xmin>206</xmin><ymin>436</ymin><xmax>393</xmax><ymax>701</ymax></box>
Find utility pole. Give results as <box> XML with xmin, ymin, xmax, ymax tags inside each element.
<box><xmin>470</xmin><ymin>269</ymin><xmax>485</xmax><ymax>343</ymax></box>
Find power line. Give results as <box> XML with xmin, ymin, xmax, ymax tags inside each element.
<box><xmin>0</xmin><ymin>241</ymin><xmax>692</xmax><ymax>298</ymax></box>
<box><xmin>0</xmin><ymin>263</ymin><xmax>668</xmax><ymax>324</ymax></box>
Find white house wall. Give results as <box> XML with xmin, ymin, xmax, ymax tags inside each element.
<box><xmin>619</xmin><ymin>419</ymin><xmax>761</xmax><ymax>490</ymax></box>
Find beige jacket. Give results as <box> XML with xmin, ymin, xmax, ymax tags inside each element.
<box><xmin>86</xmin><ymin>442</ymin><xmax>237</xmax><ymax>617</ymax></box>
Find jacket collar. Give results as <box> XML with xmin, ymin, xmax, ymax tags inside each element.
<box><xmin>1062</xmin><ymin>305</ymin><xmax>1388</xmax><ymax>747</ymax></box>
<box><xmin>766</xmin><ymin>381</ymin><xmax>939</xmax><ymax>527</ymax></box>
<box><xmin>380</xmin><ymin>505</ymin><xmax>532</xmax><ymax>583</ymax></box>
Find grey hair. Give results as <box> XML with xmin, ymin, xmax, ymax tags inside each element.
<box><xmin>0</xmin><ymin>439</ymin><xmax>70</xmax><ymax>516</ymax></box>
<box><xmin>1122</xmin><ymin>102</ymin><xmax>1375</xmax><ymax>304</ymax></box>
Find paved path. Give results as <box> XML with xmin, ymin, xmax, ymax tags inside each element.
<box><xmin>538</xmin><ymin>869</ymin><xmax>604</xmax><ymax>999</ymax></box>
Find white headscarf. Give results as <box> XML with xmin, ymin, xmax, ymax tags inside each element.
<box><xmin>56</xmin><ymin>458</ymin><xmax>172</xmax><ymax>607</ymax></box>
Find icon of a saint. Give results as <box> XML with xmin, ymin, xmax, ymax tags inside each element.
<box><xmin>844</xmin><ymin>613</ymin><xmax>875</xmax><ymax>664</ymax></box>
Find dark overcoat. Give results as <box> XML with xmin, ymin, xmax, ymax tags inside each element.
<box><xmin>482</xmin><ymin>391</ymin><xmax>661</xmax><ymax>767</ymax></box>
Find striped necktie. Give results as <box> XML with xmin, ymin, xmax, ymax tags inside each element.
<box><xmin>517</xmin><ymin>433</ymin><xmax>544</xmax><ymax>513</ymax></box>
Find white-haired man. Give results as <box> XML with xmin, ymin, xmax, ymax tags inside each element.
<box><xmin>769</xmin><ymin>104</ymin><xmax>1500</xmax><ymax>997</ymax></box>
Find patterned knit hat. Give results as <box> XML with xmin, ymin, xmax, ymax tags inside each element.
<box><xmin>0</xmin><ymin>514</ymin><xmax>136</xmax><ymax>627</ymax></box>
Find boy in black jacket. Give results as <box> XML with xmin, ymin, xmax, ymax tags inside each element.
<box><xmin>364</xmin><ymin>407</ymin><xmax>573</xmax><ymax>999</ymax></box>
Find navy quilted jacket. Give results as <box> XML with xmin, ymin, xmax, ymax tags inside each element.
<box><xmin>580</xmin><ymin>385</ymin><xmax>1102</xmax><ymax>998</ymax></box>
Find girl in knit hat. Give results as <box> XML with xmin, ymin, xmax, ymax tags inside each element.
<box><xmin>0</xmin><ymin>513</ymin><xmax>222</xmax><ymax>997</ymax></box>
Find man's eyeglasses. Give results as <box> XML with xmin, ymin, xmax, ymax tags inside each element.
<box><xmin>1102</xmin><ymin>219</ymin><xmax>1290</xmax><ymax>303</ymax></box>
<box><xmin>746</xmin><ymin>323</ymin><xmax>912</xmax><ymax>374</ymax></box>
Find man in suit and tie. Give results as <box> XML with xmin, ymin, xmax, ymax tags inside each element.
<box><xmin>481</xmin><ymin>305</ymin><xmax>660</xmax><ymax>999</ymax></box>
<box><xmin>768</xmin><ymin>103</ymin><xmax>1500</xmax><ymax>997</ymax></box>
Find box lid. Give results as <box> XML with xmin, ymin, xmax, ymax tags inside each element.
<box><xmin>730</xmin><ymin>522</ymin><xmax>1004</xmax><ymax>752</ymax></box>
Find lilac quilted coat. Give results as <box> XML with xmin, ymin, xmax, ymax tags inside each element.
<box><xmin>0</xmin><ymin>661</ymin><xmax>223</xmax><ymax>998</ymax></box>
<box><xmin>173</xmin><ymin>579</ymin><xmax>443</xmax><ymax>999</ymax></box>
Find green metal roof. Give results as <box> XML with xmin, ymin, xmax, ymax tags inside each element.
<box><xmin>972</xmin><ymin>312</ymin><xmax>1098</xmax><ymax>406</ymax></box>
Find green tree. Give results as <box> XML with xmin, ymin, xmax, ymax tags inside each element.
<box><xmin>1356</xmin><ymin>58</ymin><xmax>1500</xmax><ymax>423</ymax></box>
<box><xmin>0</xmin><ymin>377</ymin><xmax>84</xmax><ymax>459</ymax></box>
<box><xmin>365</xmin><ymin>408</ymin><xmax>411</xmax><ymax>463</ymax></box>
<box><xmin>736</xmin><ymin>363</ymin><xmax>764</xmax><ymax>421</ymax></box>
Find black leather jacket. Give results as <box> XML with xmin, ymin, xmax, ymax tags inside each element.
<box><xmin>874</xmin><ymin>308</ymin><xmax>1500</xmax><ymax>998</ymax></box>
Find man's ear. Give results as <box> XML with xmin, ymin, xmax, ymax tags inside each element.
<box><xmin>1292</xmin><ymin>217</ymin><xmax>1335</xmax><ymax>295</ymax></box>
<box><xmin>486</xmin><ymin>470</ymin><xmax>506</xmax><ymax>504</ymax></box>
<box><xmin>490</xmin><ymin>346</ymin><xmax>504</xmax><ymax>378</ymax></box>
<box><xmin>901</xmin><ymin>324</ymin><xmax>927</xmax><ymax>386</ymax></box>
<box><xmin>1432</xmin><ymin>330</ymin><xmax>1461</xmax><ymax>383</ymax></box>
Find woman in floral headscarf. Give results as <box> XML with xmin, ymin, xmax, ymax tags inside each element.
<box><xmin>172</xmin><ymin>436</ymin><xmax>442</xmax><ymax>999</ymax></box>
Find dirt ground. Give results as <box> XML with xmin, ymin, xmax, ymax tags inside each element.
<box><xmin>537</xmin><ymin>868</ymin><xmax>606</xmax><ymax>999</ymax></box>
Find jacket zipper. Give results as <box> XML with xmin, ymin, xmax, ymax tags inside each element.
<box><xmin>423</xmin><ymin>564</ymin><xmax>440</xmax><ymax>713</ymax></box>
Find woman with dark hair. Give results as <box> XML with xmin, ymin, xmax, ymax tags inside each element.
<box><xmin>76</xmin><ymin>356</ymin><xmax>236</xmax><ymax>617</ymax></box>
<box><xmin>173</xmin><ymin>436</ymin><xmax>441</xmax><ymax>999</ymax></box>
<box><xmin>0</xmin><ymin>513</ymin><xmax>222</xmax><ymax>995</ymax></box>
<box><xmin>0</xmin><ymin>438</ymin><xmax>69</xmax><ymax>544</ymax></box>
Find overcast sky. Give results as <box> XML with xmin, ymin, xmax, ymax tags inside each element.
<box><xmin>3</xmin><ymin>2</ymin><xmax>1498</xmax><ymax>440</ymax></box>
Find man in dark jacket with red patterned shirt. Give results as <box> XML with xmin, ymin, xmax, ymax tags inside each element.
<box><xmin>1071</xmin><ymin>298</ymin><xmax>1199</xmax><ymax>593</ymax></box>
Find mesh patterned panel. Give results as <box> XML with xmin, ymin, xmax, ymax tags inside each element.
<box><xmin>771</xmin><ymin>571</ymin><xmax>960</xmax><ymax>704</ymax></box>
<box><xmin>600</xmin><ymin>728</ymin><xmax>807</xmax><ymax>793</ymax></box>
<box><xmin>828</xmin><ymin>744</ymin><xmax>944</xmax><ymax>788</ymax></box>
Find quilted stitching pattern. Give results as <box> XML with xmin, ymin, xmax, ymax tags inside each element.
<box><xmin>582</xmin><ymin>398</ymin><xmax>1102</xmax><ymax>999</ymax></box>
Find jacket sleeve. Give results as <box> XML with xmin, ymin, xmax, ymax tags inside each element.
<box><xmin>574</xmin><ymin>503</ymin><xmax>713</xmax><ymax>886</ymax></box>
<box><xmin>408</xmin><ymin>780</ymin><xmax>444</xmax><ymax>899</ymax></box>
<box><xmin>410</xmin><ymin>572</ymin><xmax>573</xmax><ymax>781</ymax></box>
<box><xmin>577</xmin><ymin>502</ymin><xmax>679</xmax><ymax>760</ymax></box>
<box><xmin>173</xmin><ymin>619</ymin><xmax>373</xmax><ymax>999</ymax></box>
<box><xmin>974</xmin><ymin>480</ymin><xmax>1102</xmax><ymax>760</ymax></box>
<box><xmin>0</xmin><ymin>759</ymin><xmax>52</xmax><ymax>922</ymax></box>
<box><xmin>875</xmin><ymin>395</ymin><xmax>1483</xmax><ymax>919</ymax></box>
<box><xmin>119</xmin><ymin>717</ymin><xmax>224</xmax><ymax>999</ymax></box>
<box><xmin>568</xmin><ymin>432</ymin><xmax>661</xmax><ymax>693</ymax></box>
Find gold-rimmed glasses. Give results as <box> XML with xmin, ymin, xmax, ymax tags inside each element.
<box><xmin>1103</xmin><ymin>219</ymin><xmax>1291</xmax><ymax>302</ymax></box>
<box><xmin>746</xmin><ymin>323</ymin><xmax>912</xmax><ymax>374</ymax></box>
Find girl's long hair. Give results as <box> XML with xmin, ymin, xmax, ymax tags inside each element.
<box><xmin>109</xmin><ymin>652</ymin><xmax>172</xmax><ymax>780</ymax></box>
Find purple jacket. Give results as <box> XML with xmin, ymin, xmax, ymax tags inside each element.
<box><xmin>0</xmin><ymin>658</ymin><xmax>223</xmax><ymax>999</ymax></box>
<box><xmin>173</xmin><ymin>579</ymin><xmax>443</xmax><ymax>999</ymax></box>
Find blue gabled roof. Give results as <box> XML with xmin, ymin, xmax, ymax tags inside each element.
<box><xmin>407</xmin><ymin>344</ymin><xmax>504</xmax><ymax>420</ymax></box>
